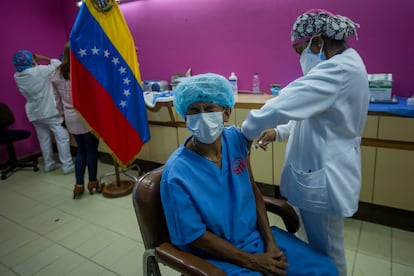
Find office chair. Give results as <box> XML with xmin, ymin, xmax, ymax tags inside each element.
<box><xmin>132</xmin><ymin>165</ymin><xmax>300</xmax><ymax>276</ymax></box>
<box><xmin>0</xmin><ymin>102</ymin><xmax>39</xmax><ymax>180</ymax></box>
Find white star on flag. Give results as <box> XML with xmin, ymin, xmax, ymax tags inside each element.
<box><xmin>123</xmin><ymin>77</ymin><xmax>131</xmax><ymax>85</ymax></box>
<box><xmin>78</xmin><ymin>48</ymin><xmax>87</xmax><ymax>57</ymax></box>
<box><xmin>112</xmin><ymin>57</ymin><xmax>120</xmax><ymax>65</ymax></box>
<box><xmin>120</xmin><ymin>100</ymin><xmax>127</xmax><ymax>108</ymax></box>
<box><xmin>123</xmin><ymin>89</ymin><xmax>131</xmax><ymax>97</ymax></box>
<box><xmin>91</xmin><ymin>46</ymin><xmax>100</xmax><ymax>55</ymax></box>
<box><xmin>103</xmin><ymin>50</ymin><xmax>110</xmax><ymax>58</ymax></box>
<box><xmin>118</xmin><ymin>66</ymin><xmax>126</xmax><ymax>74</ymax></box>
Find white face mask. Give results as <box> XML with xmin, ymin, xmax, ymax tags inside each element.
<box><xmin>186</xmin><ymin>112</ymin><xmax>224</xmax><ymax>144</ymax></box>
<box><xmin>300</xmin><ymin>38</ymin><xmax>326</xmax><ymax>75</ymax></box>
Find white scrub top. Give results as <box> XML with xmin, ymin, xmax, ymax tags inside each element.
<box><xmin>242</xmin><ymin>48</ymin><xmax>370</xmax><ymax>217</ymax></box>
<box><xmin>14</xmin><ymin>59</ymin><xmax>61</xmax><ymax>122</ymax></box>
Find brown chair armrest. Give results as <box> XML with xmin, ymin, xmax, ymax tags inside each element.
<box><xmin>155</xmin><ymin>243</ymin><xmax>226</xmax><ymax>276</ymax></box>
<box><xmin>263</xmin><ymin>196</ymin><xmax>300</xmax><ymax>233</ymax></box>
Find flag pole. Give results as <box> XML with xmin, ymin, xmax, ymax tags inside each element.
<box><xmin>101</xmin><ymin>159</ymin><xmax>138</xmax><ymax>198</ymax></box>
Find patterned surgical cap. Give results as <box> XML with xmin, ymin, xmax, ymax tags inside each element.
<box><xmin>291</xmin><ymin>9</ymin><xmax>359</xmax><ymax>45</ymax></box>
<box><xmin>13</xmin><ymin>50</ymin><xmax>33</xmax><ymax>72</ymax></box>
<box><xmin>173</xmin><ymin>73</ymin><xmax>234</xmax><ymax>120</ymax></box>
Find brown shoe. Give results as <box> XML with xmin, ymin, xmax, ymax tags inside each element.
<box><xmin>87</xmin><ymin>181</ymin><xmax>99</xmax><ymax>195</ymax></box>
<box><xmin>73</xmin><ymin>185</ymin><xmax>84</xmax><ymax>199</ymax></box>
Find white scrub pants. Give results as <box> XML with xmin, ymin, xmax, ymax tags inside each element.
<box><xmin>296</xmin><ymin>209</ymin><xmax>346</xmax><ymax>276</ymax></box>
<box><xmin>32</xmin><ymin>115</ymin><xmax>73</xmax><ymax>172</ymax></box>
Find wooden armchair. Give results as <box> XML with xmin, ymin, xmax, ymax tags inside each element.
<box><xmin>132</xmin><ymin>165</ymin><xmax>299</xmax><ymax>275</ymax></box>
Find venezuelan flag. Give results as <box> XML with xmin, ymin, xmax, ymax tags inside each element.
<box><xmin>70</xmin><ymin>0</ymin><xmax>150</xmax><ymax>166</ymax></box>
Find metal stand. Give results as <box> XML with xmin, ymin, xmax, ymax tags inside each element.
<box><xmin>100</xmin><ymin>162</ymin><xmax>140</xmax><ymax>198</ymax></box>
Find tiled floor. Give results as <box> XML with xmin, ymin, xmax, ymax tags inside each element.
<box><xmin>0</xmin><ymin>161</ymin><xmax>413</xmax><ymax>276</ymax></box>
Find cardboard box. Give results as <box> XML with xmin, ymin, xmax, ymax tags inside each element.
<box><xmin>368</xmin><ymin>73</ymin><xmax>392</xmax><ymax>100</ymax></box>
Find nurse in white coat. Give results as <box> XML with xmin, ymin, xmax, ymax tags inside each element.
<box><xmin>241</xmin><ymin>9</ymin><xmax>370</xmax><ymax>276</ymax></box>
<box><xmin>13</xmin><ymin>51</ymin><xmax>74</xmax><ymax>174</ymax></box>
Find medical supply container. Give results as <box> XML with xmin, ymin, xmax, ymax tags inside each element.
<box><xmin>252</xmin><ymin>72</ymin><xmax>260</xmax><ymax>93</ymax></box>
<box><xmin>228</xmin><ymin>72</ymin><xmax>238</xmax><ymax>99</ymax></box>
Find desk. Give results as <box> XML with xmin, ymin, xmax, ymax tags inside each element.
<box><xmin>368</xmin><ymin>97</ymin><xmax>414</xmax><ymax>117</ymax></box>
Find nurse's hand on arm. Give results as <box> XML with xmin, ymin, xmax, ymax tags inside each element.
<box><xmin>255</xmin><ymin>129</ymin><xmax>277</xmax><ymax>150</ymax></box>
<box><xmin>192</xmin><ymin>231</ymin><xmax>288</xmax><ymax>276</ymax></box>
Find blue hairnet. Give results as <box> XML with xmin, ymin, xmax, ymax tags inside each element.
<box><xmin>13</xmin><ymin>50</ymin><xmax>33</xmax><ymax>72</ymax></box>
<box><xmin>173</xmin><ymin>73</ymin><xmax>234</xmax><ymax>119</ymax></box>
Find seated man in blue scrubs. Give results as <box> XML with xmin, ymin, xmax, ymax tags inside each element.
<box><xmin>160</xmin><ymin>73</ymin><xmax>338</xmax><ymax>275</ymax></box>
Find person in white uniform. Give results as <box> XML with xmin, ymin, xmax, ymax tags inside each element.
<box><xmin>13</xmin><ymin>50</ymin><xmax>74</xmax><ymax>174</ymax></box>
<box><xmin>241</xmin><ymin>9</ymin><xmax>370</xmax><ymax>276</ymax></box>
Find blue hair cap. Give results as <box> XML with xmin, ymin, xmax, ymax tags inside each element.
<box><xmin>173</xmin><ymin>73</ymin><xmax>234</xmax><ymax>119</ymax></box>
<box><xmin>13</xmin><ymin>50</ymin><xmax>33</xmax><ymax>72</ymax></box>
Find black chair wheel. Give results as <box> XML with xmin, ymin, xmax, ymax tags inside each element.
<box><xmin>34</xmin><ymin>166</ymin><xmax>39</xmax><ymax>172</ymax></box>
<box><xmin>1</xmin><ymin>174</ymin><xmax>7</xmax><ymax>180</ymax></box>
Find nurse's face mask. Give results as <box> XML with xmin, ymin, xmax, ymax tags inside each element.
<box><xmin>300</xmin><ymin>37</ymin><xmax>326</xmax><ymax>75</ymax></box>
<box><xmin>186</xmin><ymin>110</ymin><xmax>224</xmax><ymax>144</ymax></box>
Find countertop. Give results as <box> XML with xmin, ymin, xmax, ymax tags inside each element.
<box><xmin>235</xmin><ymin>93</ymin><xmax>414</xmax><ymax>118</ymax></box>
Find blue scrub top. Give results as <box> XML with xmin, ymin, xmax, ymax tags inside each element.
<box><xmin>161</xmin><ymin>126</ymin><xmax>262</xmax><ymax>255</ymax></box>
<box><xmin>161</xmin><ymin>126</ymin><xmax>338</xmax><ymax>275</ymax></box>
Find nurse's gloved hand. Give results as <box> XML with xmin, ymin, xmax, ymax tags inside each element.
<box><xmin>255</xmin><ymin>129</ymin><xmax>277</xmax><ymax>150</ymax></box>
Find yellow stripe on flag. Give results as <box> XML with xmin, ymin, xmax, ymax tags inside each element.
<box><xmin>84</xmin><ymin>0</ymin><xmax>142</xmax><ymax>83</ymax></box>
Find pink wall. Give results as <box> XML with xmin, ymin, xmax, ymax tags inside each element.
<box><xmin>0</xmin><ymin>1</ymin><xmax>77</xmax><ymax>162</ymax></box>
<box><xmin>119</xmin><ymin>0</ymin><xmax>414</xmax><ymax>97</ymax></box>
<box><xmin>1</xmin><ymin>0</ymin><xmax>413</xmax><ymax>161</ymax></box>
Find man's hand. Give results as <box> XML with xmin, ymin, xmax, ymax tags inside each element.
<box><xmin>250</xmin><ymin>251</ymin><xmax>288</xmax><ymax>276</ymax></box>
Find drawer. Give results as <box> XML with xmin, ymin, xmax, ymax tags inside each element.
<box><xmin>378</xmin><ymin>116</ymin><xmax>414</xmax><ymax>142</ymax></box>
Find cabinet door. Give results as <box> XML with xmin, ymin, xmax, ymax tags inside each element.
<box><xmin>360</xmin><ymin>146</ymin><xmax>376</xmax><ymax>203</ymax></box>
<box><xmin>362</xmin><ymin>115</ymin><xmax>379</xmax><ymax>138</ymax></box>
<box><xmin>272</xmin><ymin>142</ymin><xmax>287</xmax><ymax>186</ymax></box>
<box><xmin>373</xmin><ymin>148</ymin><xmax>414</xmax><ymax>211</ymax></box>
<box><xmin>148</xmin><ymin>125</ymin><xmax>179</xmax><ymax>164</ymax></box>
<box><xmin>177</xmin><ymin>127</ymin><xmax>192</xmax><ymax>145</ymax></box>
<box><xmin>235</xmin><ymin>108</ymin><xmax>273</xmax><ymax>185</ymax></box>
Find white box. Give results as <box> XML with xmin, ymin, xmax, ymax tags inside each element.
<box><xmin>368</xmin><ymin>73</ymin><xmax>392</xmax><ymax>101</ymax></box>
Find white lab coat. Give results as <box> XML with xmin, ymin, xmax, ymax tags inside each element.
<box><xmin>242</xmin><ymin>48</ymin><xmax>370</xmax><ymax>217</ymax></box>
<box><xmin>14</xmin><ymin>59</ymin><xmax>61</xmax><ymax>122</ymax></box>
<box><xmin>14</xmin><ymin>59</ymin><xmax>73</xmax><ymax>173</ymax></box>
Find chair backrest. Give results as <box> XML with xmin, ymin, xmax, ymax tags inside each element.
<box><xmin>0</xmin><ymin>103</ymin><xmax>15</xmax><ymax>130</ymax></box>
<box><xmin>132</xmin><ymin>166</ymin><xmax>170</xmax><ymax>250</ymax></box>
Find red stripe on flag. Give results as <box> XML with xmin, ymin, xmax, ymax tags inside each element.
<box><xmin>71</xmin><ymin>54</ymin><xmax>144</xmax><ymax>165</ymax></box>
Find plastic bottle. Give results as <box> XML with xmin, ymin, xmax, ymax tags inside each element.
<box><xmin>252</xmin><ymin>72</ymin><xmax>260</xmax><ymax>93</ymax></box>
<box><xmin>228</xmin><ymin>72</ymin><xmax>238</xmax><ymax>99</ymax></box>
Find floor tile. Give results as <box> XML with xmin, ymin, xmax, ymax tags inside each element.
<box><xmin>44</xmin><ymin>218</ymin><xmax>89</xmax><ymax>242</ymax></box>
<box><xmin>12</xmin><ymin>243</ymin><xmax>71</xmax><ymax>275</ymax></box>
<box><xmin>392</xmin><ymin>228</ymin><xmax>414</xmax><ymax>267</ymax></box>
<box><xmin>0</xmin><ymin>237</ymin><xmax>54</xmax><ymax>268</ymax></box>
<box><xmin>58</xmin><ymin>222</ymin><xmax>102</xmax><ymax>250</ymax></box>
<box><xmin>73</xmin><ymin>229</ymin><xmax>121</xmax><ymax>258</ymax></box>
<box><xmin>345</xmin><ymin>248</ymin><xmax>356</xmax><ymax>276</ymax></box>
<box><xmin>0</xmin><ymin>263</ymin><xmax>18</xmax><ymax>276</ymax></box>
<box><xmin>64</xmin><ymin>259</ymin><xmax>106</xmax><ymax>276</ymax></box>
<box><xmin>32</xmin><ymin>251</ymin><xmax>85</xmax><ymax>275</ymax></box>
<box><xmin>109</xmin><ymin>246</ymin><xmax>145</xmax><ymax>275</ymax></box>
<box><xmin>0</xmin><ymin>221</ymin><xmax>40</xmax><ymax>257</ymax></box>
<box><xmin>91</xmin><ymin>236</ymin><xmax>139</xmax><ymax>268</ymax></box>
<box><xmin>353</xmin><ymin>252</ymin><xmax>391</xmax><ymax>276</ymax></box>
<box><xmin>19</xmin><ymin>208</ymin><xmax>77</xmax><ymax>235</ymax></box>
<box><xmin>344</xmin><ymin>218</ymin><xmax>362</xmax><ymax>251</ymax></box>
<box><xmin>358</xmin><ymin>221</ymin><xmax>391</xmax><ymax>259</ymax></box>
<box><xmin>392</xmin><ymin>262</ymin><xmax>414</xmax><ymax>276</ymax></box>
